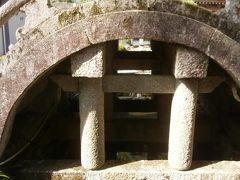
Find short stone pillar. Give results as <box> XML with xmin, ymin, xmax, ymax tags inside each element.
<box><xmin>71</xmin><ymin>44</ymin><xmax>106</xmax><ymax>170</ymax></box>
<box><xmin>168</xmin><ymin>46</ymin><xmax>209</xmax><ymax>170</ymax></box>
<box><xmin>79</xmin><ymin>78</ymin><xmax>105</xmax><ymax>170</ymax></box>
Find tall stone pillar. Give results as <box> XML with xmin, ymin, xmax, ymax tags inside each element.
<box><xmin>71</xmin><ymin>44</ymin><xmax>106</xmax><ymax>170</ymax></box>
<box><xmin>168</xmin><ymin>79</ymin><xmax>198</xmax><ymax>170</ymax></box>
<box><xmin>168</xmin><ymin>46</ymin><xmax>209</xmax><ymax>170</ymax></box>
<box><xmin>79</xmin><ymin>78</ymin><xmax>105</xmax><ymax>170</ymax></box>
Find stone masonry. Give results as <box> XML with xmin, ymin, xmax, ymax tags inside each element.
<box><xmin>0</xmin><ymin>0</ymin><xmax>240</xmax><ymax>177</ymax></box>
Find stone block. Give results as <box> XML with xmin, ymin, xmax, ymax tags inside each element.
<box><xmin>71</xmin><ymin>44</ymin><xmax>106</xmax><ymax>78</ymax></box>
<box><xmin>175</xmin><ymin>46</ymin><xmax>209</xmax><ymax>78</ymax></box>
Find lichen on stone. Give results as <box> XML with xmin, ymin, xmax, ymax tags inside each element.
<box><xmin>90</xmin><ymin>2</ymin><xmax>103</xmax><ymax>15</ymax></box>
<box><xmin>0</xmin><ymin>55</ymin><xmax>6</xmax><ymax>62</ymax></box>
<box><xmin>57</xmin><ymin>7</ymin><xmax>85</xmax><ymax>28</ymax></box>
<box><xmin>181</xmin><ymin>0</ymin><xmax>197</xmax><ymax>6</ymax></box>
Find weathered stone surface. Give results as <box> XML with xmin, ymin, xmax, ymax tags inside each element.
<box><xmin>0</xmin><ymin>0</ymin><xmax>237</xmax><ymax>72</ymax></box>
<box><xmin>168</xmin><ymin>79</ymin><xmax>198</xmax><ymax>170</ymax></box>
<box><xmin>50</xmin><ymin>74</ymin><xmax>224</xmax><ymax>93</ymax></box>
<box><xmin>15</xmin><ymin>160</ymin><xmax>240</xmax><ymax>180</ymax></box>
<box><xmin>174</xmin><ymin>46</ymin><xmax>209</xmax><ymax>78</ymax></box>
<box><xmin>0</xmin><ymin>7</ymin><xmax>240</xmax><ymax>160</ymax></box>
<box><xmin>0</xmin><ymin>0</ymin><xmax>238</xmax><ymax>175</ymax></box>
<box><xmin>206</xmin><ymin>30</ymin><xmax>240</xmax><ymax>84</ymax></box>
<box><xmin>7</xmin><ymin>0</ymin><xmax>236</xmax><ymax>60</ymax></box>
<box><xmin>103</xmin><ymin>75</ymin><xmax>176</xmax><ymax>94</ymax></box>
<box><xmin>224</xmin><ymin>0</ymin><xmax>240</xmax><ymax>25</ymax></box>
<box><xmin>79</xmin><ymin>78</ymin><xmax>105</xmax><ymax>170</ymax></box>
<box><xmin>71</xmin><ymin>44</ymin><xmax>105</xmax><ymax>78</ymax></box>
<box><xmin>20</xmin><ymin>0</ymin><xmax>56</xmax><ymax>36</ymax></box>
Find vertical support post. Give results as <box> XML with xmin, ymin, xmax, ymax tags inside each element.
<box><xmin>168</xmin><ymin>79</ymin><xmax>198</xmax><ymax>170</ymax></box>
<box><xmin>168</xmin><ymin>46</ymin><xmax>208</xmax><ymax>170</ymax></box>
<box><xmin>71</xmin><ymin>43</ymin><xmax>107</xmax><ymax>170</ymax></box>
<box><xmin>79</xmin><ymin>78</ymin><xmax>105</xmax><ymax>170</ymax></box>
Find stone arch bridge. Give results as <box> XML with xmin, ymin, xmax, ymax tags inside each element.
<box><xmin>0</xmin><ymin>0</ymin><xmax>240</xmax><ymax>178</ymax></box>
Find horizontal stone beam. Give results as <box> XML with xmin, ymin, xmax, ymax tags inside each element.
<box><xmin>103</xmin><ymin>75</ymin><xmax>175</xmax><ymax>93</ymax></box>
<box><xmin>50</xmin><ymin>75</ymin><xmax>78</xmax><ymax>92</ymax></box>
<box><xmin>198</xmin><ymin>77</ymin><xmax>225</xmax><ymax>93</ymax></box>
<box><xmin>103</xmin><ymin>75</ymin><xmax>225</xmax><ymax>94</ymax></box>
<box><xmin>50</xmin><ymin>75</ymin><xmax>225</xmax><ymax>93</ymax></box>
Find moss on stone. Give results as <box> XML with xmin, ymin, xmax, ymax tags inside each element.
<box><xmin>137</xmin><ymin>0</ymin><xmax>148</xmax><ymax>10</ymax></box>
<box><xmin>90</xmin><ymin>2</ymin><xmax>103</xmax><ymax>15</ymax></box>
<box><xmin>122</xmin><ymin>16</ymin><xmax>133</xmax><ymax>30</ymax></box>
<box><xmin>57</xmin><ymin>7</ymin><xmax>85</xmax><ymax>28</ymax></box>
<box><xmin>182</xmin><ymin>0</ymin><xmax>197</xmax><ymax>6</ymax></box>
<box><xmin>0</xmin><ymin>56</ymin><xmax>6</xmax><ymax>62</ymax></box>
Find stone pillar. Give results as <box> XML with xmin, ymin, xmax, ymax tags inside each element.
<box><xmin>79</xmin><ymin>78</ymin><xmax>105</xmax><ymax>170</ymax></box>
<box><xmin>168</xmin><ymin>46</ymin><xmax>208</xmax><ymax>170</ymax></box>
<box><xmin>168</xmin><ymin>79</ymin><xmax>198</xmax><ymax>170</ymax></box>
<box><xmin>71</xmin><ymin>44</ymin><xmax>106</xmax><ymax>170</ymax></box>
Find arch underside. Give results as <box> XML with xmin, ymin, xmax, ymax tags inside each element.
<box><xmin>0</xmin><ymin>9</ymin><xmax>240</xmax><ymax>156</ymax></box>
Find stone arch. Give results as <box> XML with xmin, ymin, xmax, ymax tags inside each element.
<box><xmin>0</xmin><ymin>10</ymin><xmax>240</xmax><ymax>158</ymax></box>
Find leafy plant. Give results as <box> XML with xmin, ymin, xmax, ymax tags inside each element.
<box><xmin>0</xmin><ymin>171</ymin><xmax>9</xmax><ymax>180</ymax></box>
<box><xmin>118</xmin><ymin>39</ymin><xmax>131</xmax><ymax>51</ymax></box>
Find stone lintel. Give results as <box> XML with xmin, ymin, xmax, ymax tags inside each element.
<box><xmin>50</xmin><ymin>75</ymin><xmax>78</xmax><ymax>92</ymax></box>
<box><xmin>71</xmin><ymin>44</ymin><xmax>106</xmax><ymax>78</ymax></box>
<box><xmin>175</xmin><ymin>46</ymin><xmax>209</xmax><ymax>79</ymax></box>
<box><xmin>103</xmin><ymin>75</ymin><xmax>224</xmax><ymax>94</ymax></box>
<box><xmin>50</xmin><ymin>74</ymin><xmax>224</xmax><ymax>93</ymax></box>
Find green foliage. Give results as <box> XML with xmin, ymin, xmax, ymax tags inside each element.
<box><xmin>0</xmin><ymin>56</ymin><xmax>6</xmax><ymax>62</ymax></box>
<box><xmin>118</xmin><ymin>39</ymin><xmax>131</xmax><ymax>51</ymax></box>
<box><xmin>0</xmin><ymin>171</ymin><xmax>9</xmax><ymax>180</ymax></box>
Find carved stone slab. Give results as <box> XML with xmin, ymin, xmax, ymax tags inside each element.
<box><xmin>71</xmin><ymin>44</ymin><xmax>106</xmax><ymax>78</ymax></box>
<box><xmin>174</xmin><ymin>46</ymin><xmax>209</xmax><ymax>79</ymax></box>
